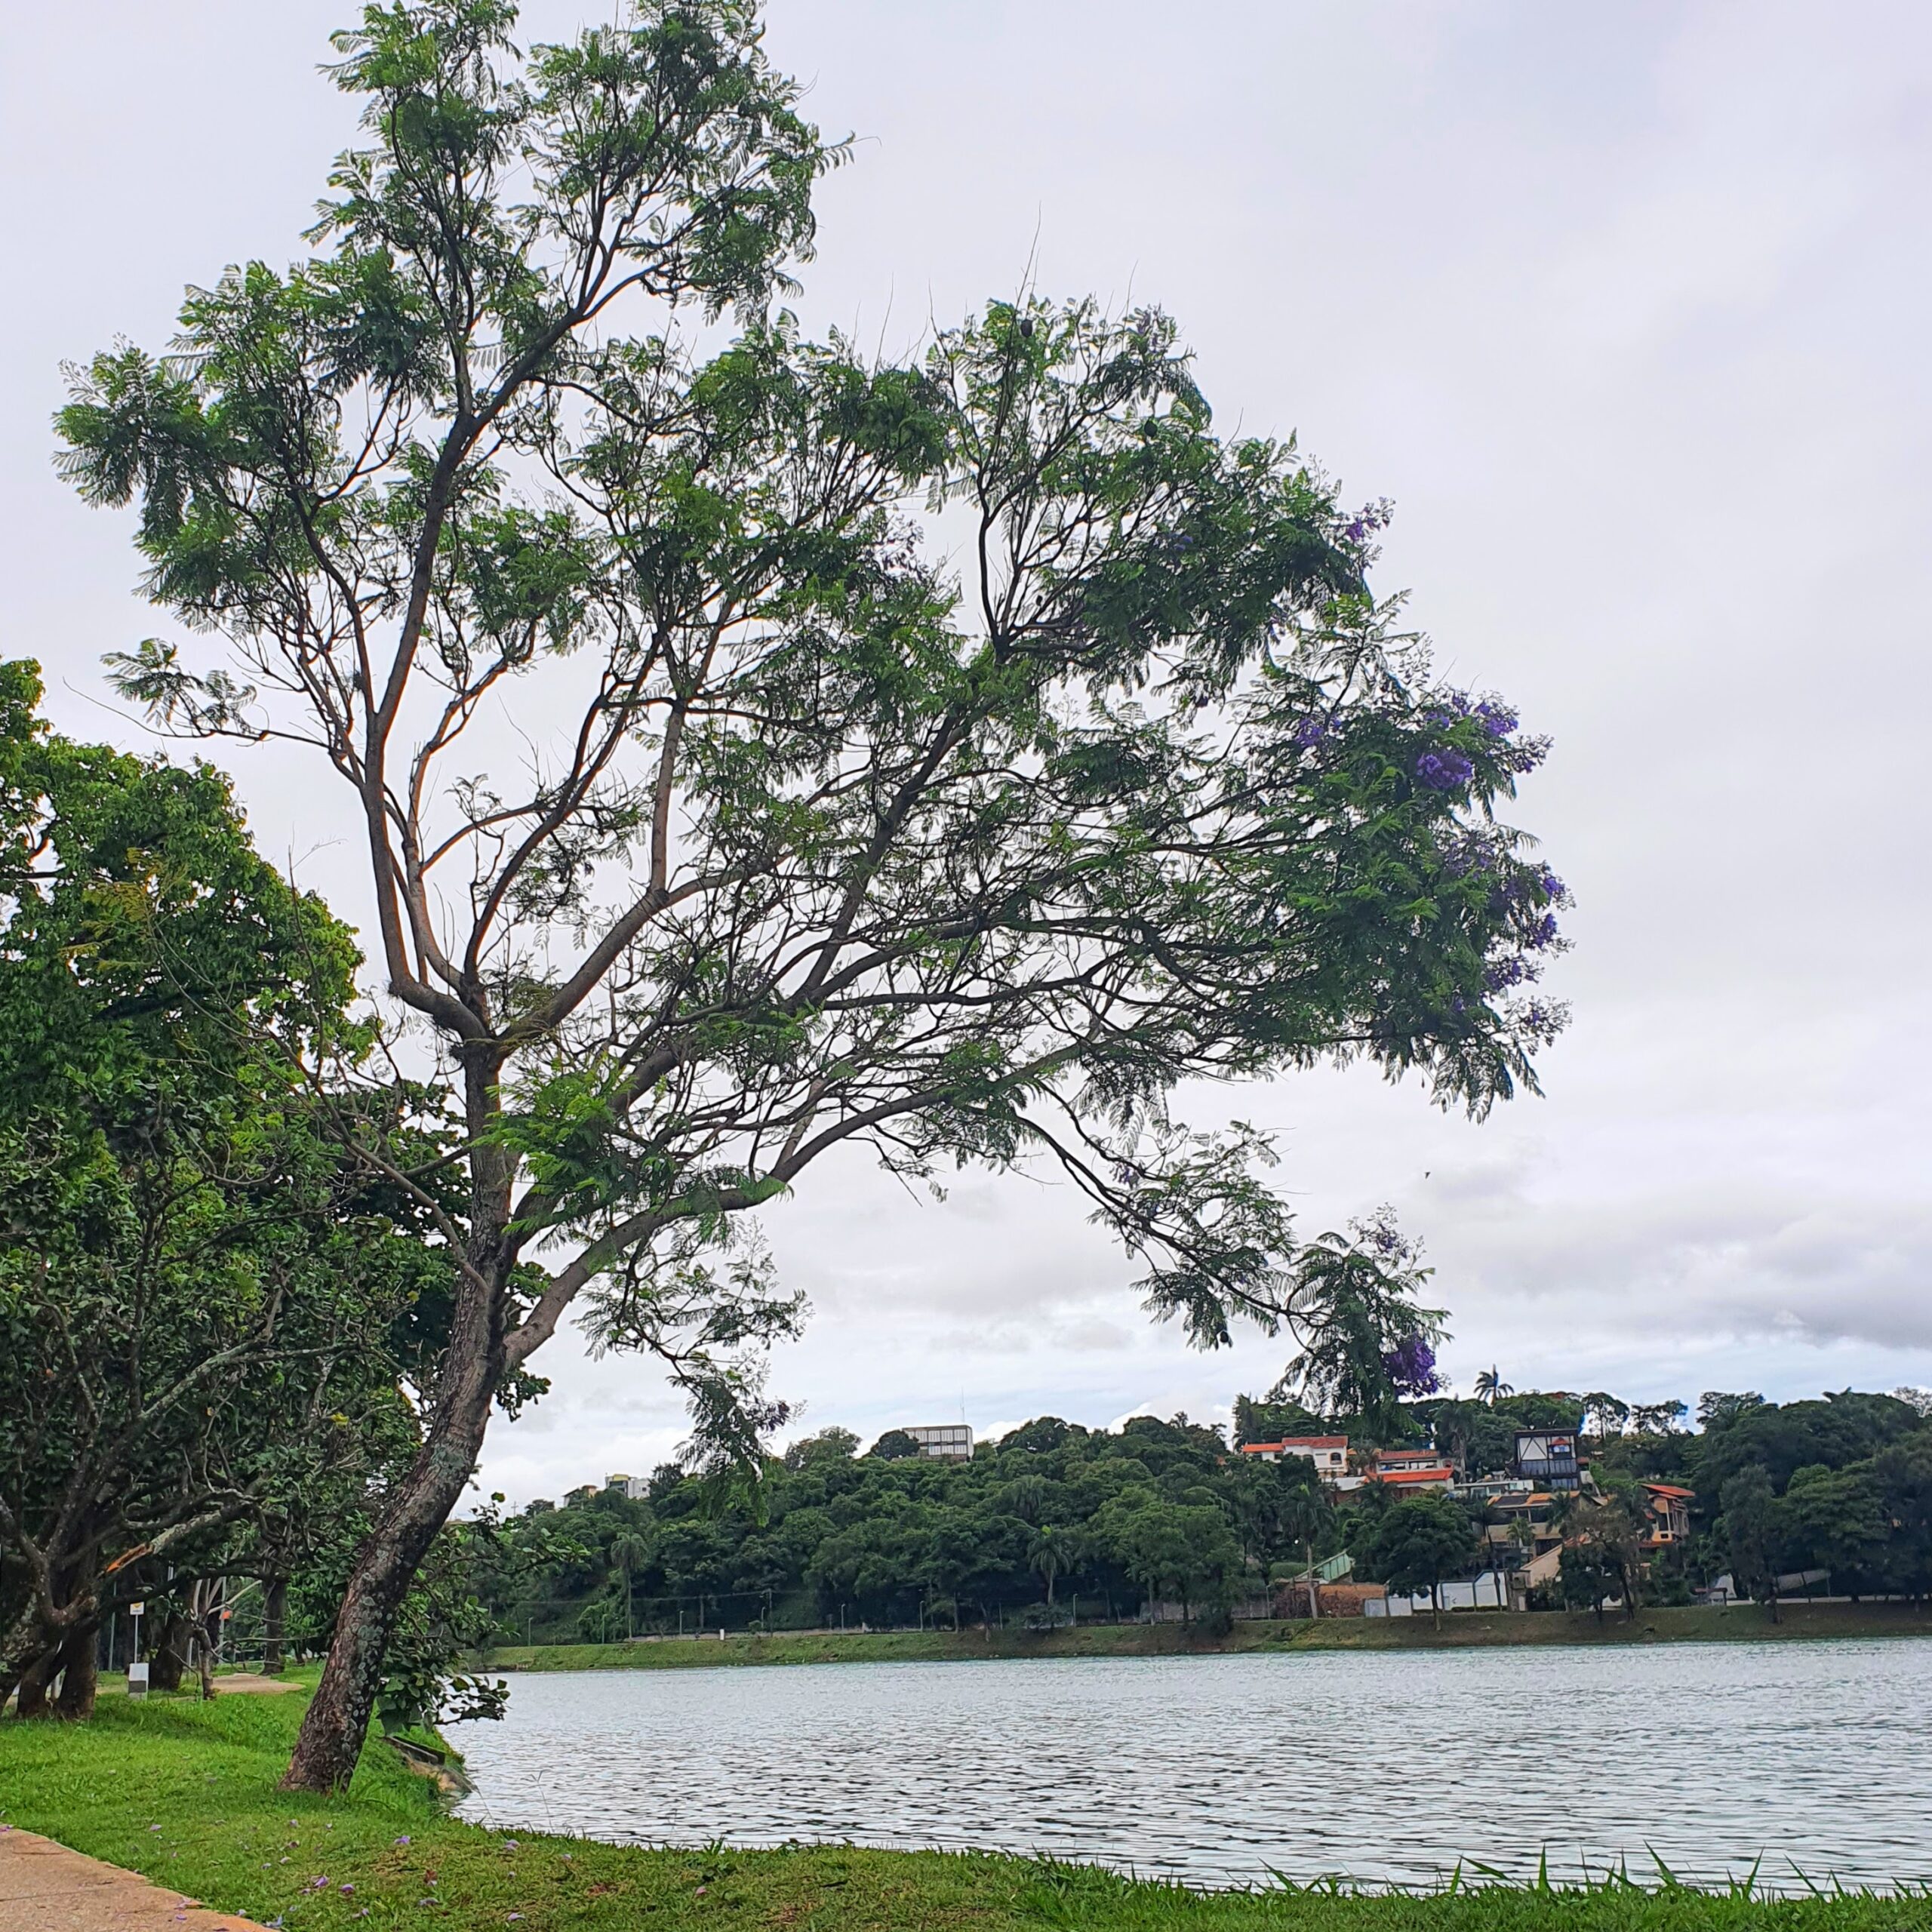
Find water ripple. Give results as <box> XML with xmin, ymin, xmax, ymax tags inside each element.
<box><xmin>448</xmin><ymin>1638</ymin><xmax>1932</xmax><ymax>1893</ymax></box>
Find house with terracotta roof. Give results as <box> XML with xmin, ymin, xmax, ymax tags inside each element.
<box><xmin>1371</xmin><ymin>1446</ymin><xmax>1456</xmax><ymax>1491</ymax></box>
<box><xmin>1640</xmin><ymin>1481</ymin><xmax>1694</xmax><ymax>1549</ymax></box>
<box><xmin>1241</xmin><ymin>1435</ymin><xmax>1353</xmax><ymax>1484</ymax></box>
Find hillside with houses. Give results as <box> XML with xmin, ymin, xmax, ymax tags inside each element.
<box><xmin>476</xmin><ymin>1384</ymin><xmax>1932</xmax><ymax>1644</ymax></box>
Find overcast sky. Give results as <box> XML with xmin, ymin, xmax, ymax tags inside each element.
<box><xmin>4</xmin><ymin>2</ymin><xmax>1928</xmax><ymax>1504</ymax></box>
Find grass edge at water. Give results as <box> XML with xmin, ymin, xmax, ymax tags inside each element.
<box><xmin>3</xmin><ymin>1685</ymin><xmax>1929</xmax><ymax>1930</ymax></box>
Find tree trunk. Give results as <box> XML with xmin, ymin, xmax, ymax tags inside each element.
<box><xmin>262</xmin><ymin>1577</ymin><xmax>288</xmax><ymax>1676</ymax></box>
<box><xmin>149</xmin><ymin>1613</ymin><xmax>188</xmax><ymax>1692</ymax></box>
<box><xmin>14</xmin><ymin>1644</ymin><xmax>57</xmax><ymax>1719</ymax></box>
<box><xmin>1303</xmin><ymin>1540</ymin><xmax>1318</xmax><ymax>1620</ymax></box>
<box><xmin>0</xmin><ymin>1604</ymin><xmax>56</xmax><ymax>1712</ymax></box>
<box><xmin>54</xmin><ymin>1620</ymin><xmax>99</xmax><ymax>1719</ymax></box>
<box><xmin>280</xmin><ymin>1367</ymin><xmax>496</xmax><ymax>1792</ymax></box>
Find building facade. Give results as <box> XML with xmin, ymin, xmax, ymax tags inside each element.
<box><xmin>1241</xmin><ymin>1435</ymin><xmax>1350</xmax><ymax>1479</ymax></box>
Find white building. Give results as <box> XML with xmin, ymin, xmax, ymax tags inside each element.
<box><xmin>1241</xmin><ymin>1435</ymin><xmax>1354</xmax><ymax>1484</ymax></box>
<box><xmin>607</xmin><ymin>1472</ymin><xmax>650</xmax><ymax>1500</ymax></box>
<box><xmin>904</xmin><ymin>1423</ymin><xmax>975</xmax><ymax>1461</ymax></box>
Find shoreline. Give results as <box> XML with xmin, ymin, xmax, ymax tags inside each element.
<box><xmin>485</xmin><ymin>1599</ymin><xmax>1932</xmax><ymax>1672</ymax></box>
<box><xmin>5</xmin><ymin>1689</ymin><xmax>1929</xmax><ymax>1929</ymax></box>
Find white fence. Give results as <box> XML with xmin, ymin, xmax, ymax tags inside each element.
<box><xmin>1364</xmin><ymin>1571</ymin><xmax>1512</xmax><ymax>1617</ymax></box>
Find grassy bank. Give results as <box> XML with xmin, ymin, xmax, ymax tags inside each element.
<box><xmin>488</xmin><ymin>1601</ymin><xmax>1932</xmax><ymax>1673</ymax></box>
<box><xmin>2</xmin><ymin>1688</ymin><xmax>1927</xmax><ymax>1930</ymax></box>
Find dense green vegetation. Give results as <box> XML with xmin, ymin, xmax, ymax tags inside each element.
<box><xmin>481</xmin><ymin>1386</ymin><xmax>1932</xmax><ymax>1644</ymax></box>
<box><xmin>5</xmin><ymin>1686</ymin><xmax>1928</xmax><ymax>1930</ymax></box>
<box><xmin>0</xmin><ymin>664</ymin><xmax>466</xmax><ymax>1718</ymax></box>
<box><xmin>483</xmin><ymin>1415</ymin><xmax>1326</xmax><ymax>1642</ymax></box>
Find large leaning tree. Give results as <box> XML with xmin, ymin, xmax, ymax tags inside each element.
<box><xmin>59</xmin><ymin>0</ymin><xmax>1568</xmax><ymax>1789</ymax></box>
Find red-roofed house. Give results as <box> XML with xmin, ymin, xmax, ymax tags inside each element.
<box><xmin>1641</xmin><ymin>1481</ymin><xmax>1694</xmax><ymax>1549</ymax></box>
<box><xmin>1242</xmin><ymin>1435</ymin><xmax>1350</xmax><ymax>1483</ymax></box>
<box><xmin>1373</xmin><ymin>1446</ymin><xmax>1456</xmax><ymax>1491</ymax></box>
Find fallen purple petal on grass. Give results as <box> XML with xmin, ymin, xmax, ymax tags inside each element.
<box><xmin>394</xmin><ymin>1835</ymin><xmax>411</xmax><ymax>1846</ymax></box>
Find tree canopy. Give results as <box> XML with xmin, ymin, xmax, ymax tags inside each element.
<box><xmin>0</xmin><ymin>663</ymin><xmax>435</xmax><ymax>1713</ymax></box>
<box><xmin>55</xmin><ymin>0</ymin><xmax>1567</xmax><ymax>1787</ymax></box>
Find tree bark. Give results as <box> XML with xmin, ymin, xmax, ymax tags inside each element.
<box><xmin>280</xmin><ymin>1361</ymin><xmax>497</xmax><ymax>1792</ymax></box>
<box><xmin>281</xmin><ymin>1063</ymin><xmax>516</xmax><ymax>1794</ymax></box>
<box><xmin>0</xmin><ymin>1604</ymin><xmax>55</xmax><ymax>1712</ymax></box>
<box><xmin>14</xmin><ymin>1645</ymin><xmax>57</xmax><ymax>1719</ymax></box>
<box><xmin>149</xmin><ymin>1613</ymin><xmax>188</xmax><ymax>1692</ymax></box>
<box><xmin>262</xmin><ymin>1576</ymin><xmax>288</xmax><ymax>1675</ymax></box>
<box><xmin>54</xmin><ymin>1620</ymin><xmax>98</xmax><ymax>1719</ymax></box>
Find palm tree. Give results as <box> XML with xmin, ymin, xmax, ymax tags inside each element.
<box><xmin>1028</xmin><ymin>1525</ymin><xmax>1072</xmax><ymax>1611</ymax></box>
<box><xmin>611</xmin><ymin>1531</ymin><xmax>652</xmax><ymax>1640</ymax></box>
<box><xmin>1474</xmin><ymin>1367</ymin><xmax>1514</xmax><ymax>1407</ymax></box>
<box><xmin>1278</xmin><ymin>1486</ymin><xmax>1331</xmax><ymax>1619</ymax></box>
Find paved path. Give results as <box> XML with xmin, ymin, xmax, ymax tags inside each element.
<box><xmin>0</xmin><ymin>1825</ymin><xmax>260</xmax><ymax>1929</ymax></box>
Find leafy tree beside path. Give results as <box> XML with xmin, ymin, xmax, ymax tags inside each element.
<box><xmin>59</xmin><ymin>0</ymin><xmax>1567</xmax><ymax>1790</ymax></box>
<box><xmin>0</xmin><ymin>665</ymin><xmax>432</xmax><ymax>1715</ymax></box>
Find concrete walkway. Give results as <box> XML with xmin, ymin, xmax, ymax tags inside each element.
<box><xmin>0</xmin><ymin>1825</ymin><xmax>260</xmax><ymax>1929</ymax></box>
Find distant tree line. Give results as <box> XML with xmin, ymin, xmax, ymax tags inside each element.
<box><xmin>484</xmin><ymin>1385</ymin><xmax>1932</xmax><ymax>1644</ymax></box>
<box><xmin>480</xmin><ymin>1415</ymin><xmax>1339</xmax><ymax>1641</ymax></box>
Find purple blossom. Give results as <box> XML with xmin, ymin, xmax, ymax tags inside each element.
<box><xmin>1415</xmin><ymin>750</ymin><xmax>1475</xmax><ymax>790</ymax></box>
<box><xmin>1523</xmin><ymin>912</ymin><xmax>1560</xmax><ymax>951</ymax></box>
<box><xmin>1342</xmin><ymin>497</ymin><xmax>1392</xmax><ymax>546</ymax></box>
<box><xmin>1382</xmin><ymin>1336</ymin><xmax>1441</xmax><ymax>1397</ymax></box>
<box><xmin>1475</xmin><ymin>700</ymin><xmax>1518</xmax><ymax>737</ymax></box>
<box><xmin>1290</xmin><ymin>715</ymin><xmax>1329</xmax><ymax>749</ymax></box>
<box><xmin>1484</xmin><ymin>955</ymin><xmax>1527</xmax><ymax>992</ymax></box>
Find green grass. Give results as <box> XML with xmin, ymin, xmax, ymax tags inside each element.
<box><xmin>488</xmin><ymin>1601</ymin><xmax>1932</xmax><ymax>1674</ymax></box>
<box><xmin>4</xmin><ymin>1684</ymin><xmax>1930</xmax><ymax>1930</ymax></box>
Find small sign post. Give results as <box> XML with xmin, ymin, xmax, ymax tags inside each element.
<box><xmin>127</xmin><ymin>1602</ymin><xmax>146</xmax><ymax>1697</ymax></box>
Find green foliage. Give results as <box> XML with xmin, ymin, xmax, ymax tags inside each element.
<box><xmin>0</xmin><ymin>665</ymin><xmax>441</xmax><ymax>1699</ymax></box>
<box><xmin>55</xmin><ymin>0</ymin><xmax>1568</xmax><ymax>1777</ymax></box>
<box><xmin>1270</xmin><ymin>1212</ymin><xmax>1444</xmax><ymax>1436</ymax></box>
<box><xmin>54</xmin><ymin>4</ymin><xmax>1570</xmax><ymax>1445</ymax></box>
<box><xmin>478</xmin><ymin>1413</ymin><xmax>1339</xmax><ymax>1638</ymax></box>
<box><xmin>1688</xmin><ymin>1392</ymin><xmax>1922</xmax><ymax>1501</ymax></box>
<box><xmin>1356</xmin><ymin>1494</ymin><xmax>1478</xmax><ymax>1607</ymax></box>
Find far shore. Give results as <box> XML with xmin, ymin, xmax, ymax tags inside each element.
<box><xmin>486</xmin><ymin>1599</ymin><xmax>1932</xmax><ymax>1672</ymax></box>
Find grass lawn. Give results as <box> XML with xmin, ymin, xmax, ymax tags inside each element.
<box><xmin>2</xmin><ymin>1684</ymin><xmax>1927</xmax><ymax>1931</ymax></box>
<box><xmin>489</xmin><ymin>1601</ymin><xmax>1932</xmax><ymax>1674</ymax></box>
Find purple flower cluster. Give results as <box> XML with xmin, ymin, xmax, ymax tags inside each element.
<box><xmin>1342</xmin><ymin>497</ymin><xmax>1393</xmax><ymax>546</ymax></box>
<box><xmin>1484</xmin><ymin>955</ymin><xmax>1528</xmax><ymax>992</ymax></box>
<box><xmin>1291</xmin><ymin>715</ymin><xmax>1330</xmax><ymax>750</ymax></box>
<box><xmin>1415</xmin><ymin>750</ymin><xmax>1475</xmax><ymax>790</ymax></box>
<box><xmin>1382</xmin><ymin>1335</ymin><xmax>1441</xmax><ymax>1397</ymax></box>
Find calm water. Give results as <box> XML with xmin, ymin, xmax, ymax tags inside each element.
<box><xmin>448</xmin><ymin>1640</ymin><xmax>1932</xmax><ymax>1891</ymax></box>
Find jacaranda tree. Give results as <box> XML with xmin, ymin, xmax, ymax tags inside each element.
<box><xmin>57</xmin><ymin>0</ymin><xmax>1567</xmax><ymax>1789</ymax></box>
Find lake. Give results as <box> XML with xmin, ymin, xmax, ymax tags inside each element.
<box><xmin>447</xmin><ymin>1638</ymin><xmax>1932</xmax><ymax>1892</ymax></box>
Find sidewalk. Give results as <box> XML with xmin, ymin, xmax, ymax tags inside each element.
<box><xmin>0</xmin><ymin>1825</ymin><xmax>260</xmax><ymax>1929</ymax></box>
